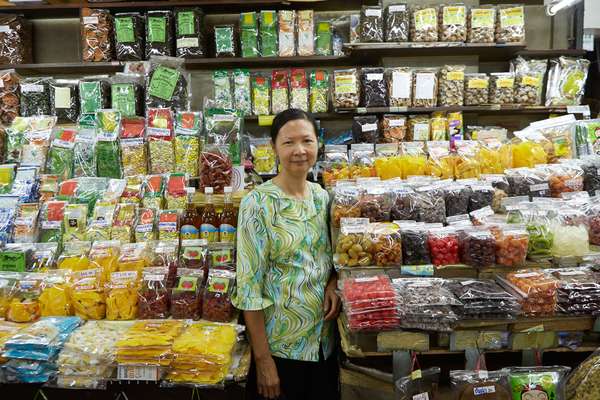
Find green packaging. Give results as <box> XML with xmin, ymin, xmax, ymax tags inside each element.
<box><xmin>260</xmin><ymin>11</ymin><xmax>278</xmax><ymax>57</ymax></box>
<box><xmin>240</xmin><ymin>12</ymin><xmax>259</xmax><ymax>58</ymax></box>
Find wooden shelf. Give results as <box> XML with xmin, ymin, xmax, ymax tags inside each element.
<box><xmin>4</xmin><ymin>61</ymin><xmax>123</xmax><ymax>74</ymax></box>
<box><xmin>185</xmin><ymin>55</ymin><xmax>356</xmax><ymax>69</ymax></box>
<box><xmin>335</xmin><ymin>105</ymin><xmax>570</xmax><ymax>115</ymax></box>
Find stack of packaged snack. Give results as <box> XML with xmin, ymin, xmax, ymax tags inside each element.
<box><xmin>449</xmin><ymin>279</ymin><xmax>520</xmax><ymax>320</ymax></box>
<box><xmin>115</xmin><ymin>320</ymin><xmax>184</xmax><ymax>366</ymax></box>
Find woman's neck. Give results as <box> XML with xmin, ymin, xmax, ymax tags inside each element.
<box><xmin>272</xmin><ymin>170</ymin><xmax>309</xmax><ymax>200</ymax></box>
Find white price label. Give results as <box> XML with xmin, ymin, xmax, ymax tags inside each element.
<box><xmin>389</xmin><ymin>119</ymin><xmax>405</xmax><ymax>127</ymax></box>
<box><xmin>366</xmin><ymin>73</ymin><xmax>383</xmax><ymax>81</ymax></box>
<box><xmin>83</xmin><ymin>16</ymin><xmax>99</xmax><ymax>24</ymax></box>
<box><xmin>365</xmin><ymin>8</ymin><xmax>382</xmax><ymax>17</ymax></box>
<box><xmin>146</xmin><ymin>127</ymin><xmax>171</xmax><ymax>137</ymax></box>
<box><xmin>392</xmin><ymin>71</ymin><xmax>411</xmax><ymax>99</ymax></box>
<box><xmin>530</xmin><ymin>183</ymin><xmax>549</xmax><ymax>191</ymax></box>
<box><xmin>117</xmin><ymin>365</ymin><xmax>160</xmax><ymax>381</ymax></box>
<box><xmin>355</xmin><ymin>277</ymin><xmax>378</xmax><ymax>283</ymax></box>
<box><xmin>415</xmin><ymin>73</ymin><xmax>436</xmax><ymax>100</ymax></box>
<box><xmin>362</xmin><ymin>123</ymin><xmax>378</xmax><ymax>132</ymax></box>
<box><xmin>177</xmin><ymin>37</ymin><xmax>199</xmax><ymax>48</ymax></box>
<box><xmin>567</xmin><ymin>105</ymin><xmax>591</xmax><ymax>118</ymax></box>
<box><xmin>21</xmin><ymin>84</ymin><xmax>44</xmax><ymax>93</ymax></box>
<box><xmin>514</xmin><ymin>272</ymin><xmax>538</xmax><ymax>278</ymax></box>
<box><xmin>474</xmin><ymin>386</ymin><xmax>496</xmax><ymax>395</ymax></box>
<box><xmin>413</xmin><ymin>393</ymin><xmax>429</xmax><ymax>400</ymax></box>
<box><xmin>389</xmin><ymin>5</ymin><xmax>406</xmax><ymax>12</ymax></box>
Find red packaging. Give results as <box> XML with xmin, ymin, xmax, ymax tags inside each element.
<box><xmin>427</xmin><ymin>228</ymin><xmax>460</xmax><ymax>266</ymax></box>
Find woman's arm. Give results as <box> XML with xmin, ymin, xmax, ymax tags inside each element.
<box><xmin>323</xmin><ymin>270</ymin><xmax>340</xmax><ymax>321</ymax></box>
<box><xmin>245</xmin><ymin>310</ymin><xmax>280</xmax><ymax>399</ymax></box>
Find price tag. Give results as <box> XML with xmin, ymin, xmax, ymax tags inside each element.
<box><xmin>474</xmin><ymin>386</ymin><xmax>496</xmax><ymax>395</ymax></box>
<box><xmin>356</xmin><ymin>107</ymin><xmax>367</xmax><ymax>114</ymax></box>
<box><xmin>413</xmin><ymin>393</ymin><xmax>429</xmax><ymax>400</ymax></box>
<box><xmin>389</xmin><ymin>106</ymin><xmax>408</xmax><ymax>113</ymax></box>
<box><xmin>0</xmin><ymin>26</ymin><xmax>11</xmax><ymax>33</ymax></box>
<box><xmin>411</xmin><ymin>369</ymin><xmax>422</xmax><ymax>380</ymax></box>
<box><xmin>83</xmin><ymin>16</ymin><xmax>99</xmax><ymax>25</ymax></box>
<box><xmin>258</xmin><ymin>115</ymin><xmax>275</xmax><ymax>126</ymax></box>
<box><xmin>478</xmin><ymin>370</ymin><xmax>489</xmax><ymax>379</ymax></box>
<box><xmin>117</xmin><ymin>365</ymin><xmax>161</xmax><ymax>381</ymax></box>
<box><xmin>401</xmin><ymin>265</ymin><xmax>434</xmax><ymax>277</ymax></box>
<box><xmin>567</xmin><ymin>105</ymin><xmax>591</xmax><ymax>118</ymax></box>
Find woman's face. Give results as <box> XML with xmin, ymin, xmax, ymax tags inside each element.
<box><xmin>272</xmin><ymin>119</ymin><xmax>318</xmax><ymax>175</ymax></box>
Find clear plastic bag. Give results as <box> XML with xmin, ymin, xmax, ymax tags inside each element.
<box><xmin>81</xmin><ymin>8</ymin><xmax>113</xmax><ymax>62</ymax></box>
<box><xmin>387</xmin><ymin>67</ymin><xmax>413</xmax><ymax>108</ymax></box>
<box><xmin>146</xmin><ymin>56</ymin><xmax>189</xmax><ymax>111</ymax></box>
<box><xmin>175</xmin><ymin>8</ymin><xmax>206</xmax><ymax>58</ymax></box>
<box><xmin>290</xmin><ymin>68</ymin><xmax>309</xmax><ymax>112</ymax></box>
<box><xmin>468</xmin><ymin>184</ymin><xmax>495</xmax><ymax>213</ymax></box>
<box><xmin>214</xmin><ymin>24</ymin><xmax>237</xmax><ymax>57</ymax></box>
<box><xmin>496</xmin><ymin>4</ymin><xmax>525</xmax><ymax>44</ymax></box>
<box><xmin>146</xmin><ymin>10</ymin><xmax>174</xmax><ymax>58</ymax></box>
<box><xmin>460</xmin><ymin>229</ymin><xmax>496</xmax><ymax>268</ymax></box>
<box><xmin>0</xmin><ymin>14</ymin><xmax>32</xmax><ymax>64</ymax></box>
<box><xmin>360</xmin><ymin>6</ymin><xmax>384</xmax><ymax>42</ymax></box>
<box><xmin>400</xmin><ymin>141</ymin><xmax>427</xmax><ymax>177</ymax></box>
<box><xmin>401</xmin><ymin>225</ymin><xmax>431</xmax><ymax>265</ymax></box>
<box><xmin>361</xmin><ymin>67</ymin><xmax>387</xmax><ymax>107</ymax></box>
<box><xmin>381</xmin><ymin>114</ymin><xmax>407</xmax><ymax>143</ymax></box>
<box><xmin>171</xmin><ymin>268</ymin><xmax>204</xmax><ymax>320</ymax></box>
<box><xmin>259</xmin><ymin>11</ymin><xmax>277</xmax><ymax>57</ymax></box>
<box><xmin>367</xmin><ymin>222</ymin><xmax>402</xmax><ymax>267</ymax></box>
<box><xmin>349</xmin><ymin>144</ymin><xmax>377</xmax><ymax>178</ymax></box>
<box><xmin>233</xmin><ymin>69</ymin><xmax>251</xmax><ymax>115</ymax></box>
<box><xmin>252</xmin><ymin>73</ymin><xmax>271</xmax><ymax>116</ymax></box>
<box><xmin>464</xmin><ymin>73</ymin><xmax>490</xmax><ymax>106</ymax></box>
<box><xmin>385</xmin><ymin>4</ymin><xmax>409</xmax><ymax>42</ymax></box>
<box><xmin>412</xmin><ymin>68</ymin><xmax>438</xmax><ymax>108</ymax></box>
<box><xmin>114</xmin><ymin>12</ymin><xmax>144</xmax><ymax>61</ymax></box>
<box><xmin>271</xmin><ymin>69</ymin><xmax>290</xmax><ymax>115</ymax></box>
<box><xmin>334</xmin><ymin>68</ymin><xmax>360</xmax><ymax>108</ymax></box>
<box><xmin>352</xmin><ymin>115</ymin><xmax>379</xmax><ymax>143</ymax></box>
<box><xmin>297</xmin><ymin>10</ymin><xmax>314</xmax><ymax>56</ymax></box>
<box><xmin>0</xmin><ymin>69</ymin><xmax>20</xmax><ymax>125</ymax></box>
<box><xmin>46</xmin><ymin>128</ymin><xmax>76</xmax><ymax>181</ymax></box>
<box><xmin>174</xmin><ymin>121</ymin><xmax>201</xmax><ymax>177</ymax></box>
<box><xmin>334</xmin><ymin>218</ymin><xmax>372</xmax><ymax>268</ymax></box>
<box><xmin>512</xmin><ymin>57</ymin><xmax>548</xmax><ymax>106</ymax></box>
<box><xmin>96</xmin><ymin>139</ymin><xmax>122</xmax><ymax>179</ymax></box>
<box><xmin>490</xmin><ymin>72</ymin><xmax>515</xmax><ymax>105</ymax></box>
<box><xmin>440</xmin><ymin>4</ymin><xmax>467</xmax><ymax>42</ymax></box>
<box><xmin>330</xmin><ymin>184</ymin><xmax>361</xmax><ymax>228</ymax></box>
<box><xmin>426</xmin><ymin>141</ymin><xmax>453</xmax><ymax>179</ymax></box>
<box><xmin>50</xmin><ymin>79</ymin><xmax>80</xmax><ymax>123</ymax></box>
<box><xmin>396</xmin><ymin>367</ymin><xmax>440</xmax><ymax>400</ymax></box>
<box><xmin>450</xmin><ymin>369</ymin><xmax>511</xmax><ymax>399</ymax></box>
<box><xmin>468</xmin><ymin>5</ymin><xmax>496</xmax><ymax>43</ymax></box>
<box><xmin>147</xmin><ymin>107</ymin><xmax>175</xmax><ymax>174</ymax></box>
<box><xmin>444</xmin><ymin>184</ymin><xmax>471</xmax><ymax>217</ymax></box>
<box><xmin>428</xmin><ymin>227</ymin><xmax>460</xmax><ymax>266</ymax></box>
<box><xmin>359</xmin><ymin>184</ymin><xmax>392</xmax><ymax>222</ymax></box>
<box><xmin>240</xmin><ymin>12</ymin><xmax>259</xmax><ymax>58</ymax></box>
<box><xmin>119</xmin><ymin>117</ymin><xmax>147</xmax><ymax>177</ymax></box>
<box><xmin>408</xmin><ymin>115</ymin><xmax>431</xmax><ymax>142</ymax></box>
<box><xmin>213</xmin><ymin>69</ymin><xmax>232</xmax><ymax>109</ymax></box>
<box><xmin>546</xmin><ymin>56</ymin><xmax>590</xmax><ymax>106</ymax></box>
<box><xmin>494</xmin><ymin>224</ymin><xmax>529</xmax><ymax>267</ymax></box>
<box><xmin>341</xmin><ymin>275</ymin><xmax>400</xmax><ymax>331</ymax></box>
<box><xmin>250</xmin><ymin>137</ymin><xmax>276</xmax><ymax>175</ymax></box>
<box><xmin>411</xmin><ymin>5</ymin><xmax>439</xmax><ymax>42</ymax></box>
<box><xmin>278</xmin><ymin>10</ymin><xmax>296</xmax><ymax>57</ymax></box>
<box><xmin>111</xmin><ymin>73</ymin><xmax>144</xmax><ymax>117</ymax></box>
<box><xmin>309</xmin><ymin>70</ymin><xmax>329</xmax><ymax>113</ymax></box>
<box><xmin>202</xmin><ymin>268</ymin><xmax>235</xmax><ymax>322</ymax></box>
<box><xmin>507</xmin><ymin>366</ymin><xmax>570</xmax><ymax>400</ymax></box>
<box><xmin>439</xmin><ymin>65</ymin><xmax>465</xmax><ymax>106</ymax></box>
<box><xmin>20</xmin><ymin>76</ymin><xmax>51</xmax><ymax>117</ymax></box>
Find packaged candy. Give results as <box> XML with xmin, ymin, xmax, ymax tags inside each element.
<box><xmin>252</xmin><ymin>73</ymin><xmax>270</xmax><ymax>116</ymax></box>
<box><xmin>507</xmin><ymin>366</ymin><xmax>569</xmax><ymax>400</ymax></box>
<box><xmin>250</xmin><ymin>137</ymin><xmax>277</xmax><ymax>175</ymax></box>
<box><xmin>118</xmin><ymin>242</ymin><xmax>149</xmax><ymax>275</ymax></box>
<box><xmin>175</xmin><ymin>8</ymin><xmax>206</xmax><ymax>58</ymax></box>
<box><xmin>171</xmin><ymin>268</ymin><xmax>204</xmax><ymax>320</ymax></box>
<box><xmin>202</xmin><ymin>268</ymin><xmax>235</xmax><ymax>322</ymax></box>
<box><xmin>137</xmin><ymin>269</ymin><xmax>169</xmax><ymax>319</ymax></box>
<box><xmin>106</xmin><ymin>271</ymin><xmax>138</xmax><ymax>321</ymax></box>
<box><xmin>399</xmin><ymin>223</ymin><xmax>431</xmax><ymax>265</ymax></box>
<box><xmin>199</xmin><ymin>146</ymin><xmax>233</xmax><ymax>194</ymax></box>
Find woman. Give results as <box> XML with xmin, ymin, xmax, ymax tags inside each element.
<box><xmin>233</xmin><ymin>109</ymin><xmax>340</xmax><ymax>400</ymax></box>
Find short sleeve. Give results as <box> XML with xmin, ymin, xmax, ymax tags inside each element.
<box><xmin>232</xmin><ymin>192</ymin><xmax>274</xmax><ymax>311</ymax></box>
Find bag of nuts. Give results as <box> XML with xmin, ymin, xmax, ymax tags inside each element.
<box><xmin>334</xmin><ymin>217</ymin><xmax>372</xmax><ymax>268</ymax></box>
<box><xmin>467</xmin><ymin>5</ymin><xmax>496</xmax><ymax>43</ymax></box>
<box><xmin>385</xmin><ymin>4</ymin><xmax>409</xmax><ymax>42</ymax></box>
<box><xmin>439</xmin><ymin>4</ymin><xmax>467</xmax><ymax>42</ymax></box>
<box><xmin>309</xmin><ymin>70</ymin><xmax>329</xmax><ymax>113</ymax></box>
<box><xmin>0</xmin><ymin>69</ymin><xmax>20</xmax><ymax>125</ymax></box>
<box><xmin>360</xmin><ymin>5</ymin><xmax>384</xmax><ymax>43</ymax></box>
<box><xmin>410</xmin><ymin>5</ymin><xmax>439</xmax><ymax>42</ymax></box>
<box><xmin>413</xmin><ymin>68</ymin><xmax>439</xmax><ymax>108</ymax></box>
<box><xmin>381</xmin><ymin>114</ymin><xmax>407</xmax><ymax>143</ymax></box>
<box><xmin>367</xmin><ymin>222</ymin><xmax>402</xmax><ymax>267</ymax></box>
<box><xmin>81</xmin><ymin>8</ymin><xmax>113</xmax><ymax>63</ymax></box>
<box><xmin>387</xmin><ymin>67</ymin><xmax>412</xmax><ymax>107</ymax></box>
<box><xmin>464</xmin><ymin>73</ymin><xmax>490</xmax><ymax>106</ymax></box>
<box><xmin>438</xmin><ymin>65</ymin><xmax>465</xmax><ymax>107</ymax></box>
<box><xmin>489</xmin><ymin>72</ymin><xmax>515</xmax><ymax>105</ymax></box>
<box><xmin>334</xmin><ymin>68</ymin><xmax>360</xmax><ymax>109</ymax></box>
<box><xmin>511</xmin><ymin>57</ymin><xmax>548</xmax><ymax>105</ymax></box>
<box><xmin>408</xmin><ymin>115</ymin><xmax>431</xmax><ymax>141</ymax></box>
<box><xmin>496</xmin><ymin>4</ymin><xmax>525</xmax><ymax>44</ymax></box>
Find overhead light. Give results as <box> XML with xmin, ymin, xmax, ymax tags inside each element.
<box><xmin>546</xmin><ymin>0</ymin><xmax>584</xmax><ymax>16</ymax></box>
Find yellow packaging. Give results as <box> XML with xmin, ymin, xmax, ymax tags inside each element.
<box><xmin>71</xmin><ymin>269</ymin><xmax>106</xmax><ymax>320</ymax></box>
<box><xmin>39</xmin><ymin>271</ymin><xmax>73</xmax><ymax>317</ymax></box>
<box><xmin>105</xmin><ymin>271</ymin><xmax>139</xmax><ymax>321</ymax></box>
<box><xmin>426</xmin><ymin>141</ymin><xmax>455</xmax><ymax>179</ymax></box>
<box><xmin>400</xmin><ymin>142</ymin><xmax>427</xmax><ymax>178</ymax></box>
<box><xmin>454</xmin><ymin>140</ymin><xmax>481</xmax><ymax>179</ymax></box>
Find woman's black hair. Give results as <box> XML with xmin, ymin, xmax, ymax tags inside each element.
<box><xmin>270</xmin><ymin>108</ymin><xmax>318</xmax><ymax>143</ymax></box>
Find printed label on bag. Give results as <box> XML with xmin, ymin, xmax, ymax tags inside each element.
<box><xmin>443</xmin><ymin>6</ymin><xmax>465</xmax><ymax>26</ymax></box>
<box><xmin>501</xmin><ymin>7</ymin><xmax>524</xmax><ymax>28</ymax></box>
<box><xmin>148</xmin><ymin>66</ymin><xmax>180</xmax><ymax>101</ymax></box>
<box><xmin>21</xmin><ymin>84</ymin><xmax>44</xmax><ymax>93</ymax></box>
<box><xmin>54</xmin><ymin>87</ymin><xmax>71</xmax><ymax>109</ymax></box>
<box><xmin>366</xmin><ymin>73</ymin><xmax>383</xmax><ymax>81</ymax></box>
<box><xmin>471</xmin><ymin>9</ymin><xmax>494</xmax><ymax>28</ymax></box>
<box><xmin>177</xmin><ymin>37</ymin><xmax>199</xmax><ymax>48</ymax></box>
<box><xmin>415</xmin><ymin>73</ymin><xmax>435</xmax><ymax>100</ymax></box>
<box><xmin>177</xmin><ymin>11</ymin><xmax>195</xmax><ymax>36</ymax></box>
<box><xmin>362</xmin><ymin>123</ymin><xmax>378</xmax><ymax>132</ymax></box>
<box><xmin>83</xmin><ymin>16</ymin><xmax>99</xmax><ymax>25</ymax></box>
<box><xmin>365</xmin><ymin>8</ymin><xmax>382</xmax><ymax>17</ymax></box>
<box><xmin>208</xmin><ymin>275</ymin><xmax>230</xmax><ymax>293</ymax></box>
<box><xmin>0</xmin><ymin>26</ymin><xmax>11</xmax><ymax>33</ymax></box>
<box><xmin>148</xmin><ymin>16</ymin><xmax>166</xmax><ymax>42</ymax></box>
<box><xmin>115</xmin><ymin>17</ymin><xmax>134</xmax><ymax>43</ymax></box>
<box><xmin>389</xmin><ymin>5</ymin><xmax>406</xmax><ymax>12</ymax></box>
<box><xmin>117</xmin><ymin>365</ymin><xmax>161</xmax><ymax>381</ymax></box>
<box><xmin>412</xmin><ymin>393</ymin><xmax>429</xmax><ymax>400</ymax></box>
<box><xmin>530</xmin><ymin>183</ymin><xmax>549</xmax><ymax>191</ymax></box>
<box><xmin>392</xmin><ymin>72</ymin><xmax>411</xmax><ymax>99</ymax></box>
<box><xmin>474</xmin><ymin>386</ymin><xmax>496</xmax><ymax>395</ymax></box>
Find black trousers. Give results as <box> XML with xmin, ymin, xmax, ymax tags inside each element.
<box><xmin>245</xmin><ymin>347</ymin><xmax>340</xmax><ymax>400</ymax></box>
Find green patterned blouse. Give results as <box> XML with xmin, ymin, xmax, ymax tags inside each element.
<box><xmin>232</xmin><ymin>180</ymin><xmax>334</xmax><ymax>362</ymax></box>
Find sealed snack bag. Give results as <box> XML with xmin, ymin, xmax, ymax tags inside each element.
<box><xmin>165</xmin><ymin>173</ymin><xmax>187</xmax><ymax>210</ymax></box>
<box><xmin>290</xmin><ymin>68</ymin><xmax>309</xmax><ymax>112</ymax></box>
<box><xmin>95</xmin><ymin>110</ymin><xmax>122</xmax><ymax>179</ymax></box>
<box><xmin>142</xmin><ymin>175</ymin><xmax>165</xmax><ymax>210</ymax></box>
<box><xmin>39</xmin><ymin>270</ymin><xmax>73</xmax><ymax>317</ymax></box>
<box><xmin>71</xmin><ymin>268</ymin><xmax>106</xmax><ymax>320</ymax></box>
<box><xmin>171</xmin><ymin>268</ymin><xmax>204</xmax><ymax>319</ymax></box>
<box><xmin>158</xmin><ymin>209</ymin><xmax>179</xmax><ymax>241</ymax></box>
<box><xmin>259</xmin><ymin>10</ymin><xmax>278</xmax><ymax>57</ymax></box>
<box><xmin>239</xmin><ymin>12</ymin><xmax>259</xmax><ymax>58</ymax></box>
<box><xmin>310</xmin><ymin>70</ymin><xmax>329</xmax><ymax>113</ymax></box>
<box><xmin>119</xmin><ymin>117</ymin><xmax>147</xmax><ymax>177</ymax></box>
<box><xmin>111</xmin><ymin>203</ymin><xmax>137</xmax><ymax>243</ymax></box>
<box><xmin>86</xmin><ymin>201</ymin><xmax>116</xmax><ymax>242</ymax></box>
<box><xmin>250</xmin><ymin>138</ymin><xmax>277</xmax><ymax>175</ymax></box>
<box><xmin>202</xmin><ymin>268</ymin><xmax>236</xmax><ymax>322</ymax></box>
<box><xmin>118</xmin><ymin>242</ymin><xmax>149</xmax><ymax>276</ymax></box>
<box><xmin>46</xmin><ymin>128</ymin><xmax>76</xmax><ymax>182</ymax></box>
<box><xmin>89</xmin><ymin>240</ymin><xmax>121</xmax><ymax>283</ymax></box>
<box><xmin>232</xmin><ymin>69</ymin><xmax>251</xmax><ymax>116</ymax></box>
<box><xmin>7</xmin><ymin>274</ymin><xmax>43</xmax><ymax>322</ymax></box>
<box><xmin>63</xmin><ymin>204</ymin><xmax>88</xmax><ymax>242</ymax></box>
<box><xmin>137</xmin><ymin>269</ymin><xmax>169</xmax><ymax>319</ymax></box>
<box><xmin>105</xmin><ymin>271</ymin><xmax>139</xmax><ymax>320</ymax></box>
<box><xmin>57</xmin><ymin>241</ymin><xmax>91</xmax><ymax>271</ymax></box>
<box><xmin>251</xmin><ymin>74</ymin><xmax>270</xmax><ymax>116</ymax></box>
<box><xmin>147</xmin><ymin>107</ymin><xmax>175</xmax><ymax>174</ymax></box>
<box><xmin>271</xmin><ymin>69</ymin><xmax>290</xmax><ymax>115</ymax></box>
<box><xmin>135</xmin><ymin>208</ymin><xmax>157</xmax><ymax>243</ymax></box>
<box><xmin>39</xmin><ymin>200</ymin><xmax>66</xmax><ymax>243</ymax></box>
<box><xmin>174</xmin><ymin>111</ymin><xmax>202</xmax><ymax>177</ymax></box>
<box><xmin>13</xmin><ymin>202</ymin><xmax>39</xmax><ymax>244</ymax></box>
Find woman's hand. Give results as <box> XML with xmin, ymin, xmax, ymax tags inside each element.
<box><xmin>255</xmin><ymin>354</ymin><xmax>281</xmax><ymax>399</ymax></box>
<box><xmin>323</xmin><ymin>274</ymin><xmax>341</xmax><ymax>321</ymax></box>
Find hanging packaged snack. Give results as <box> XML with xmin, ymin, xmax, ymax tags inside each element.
<box><xmin>62</xmin><ymin>204</ymin><xmax>89</xmax><ymax>242</ymax></box>
<box><xmin>39</xmin><ymin>271</ymin><xmax>72</xmax><ymax>317</ymax></box>
<box><xmin>438</xmin><ymin>65</ymin><xmax>465</xmax><ymax>107</ymax></box>
<box><xmin>291</xmin><ymin>10</ymin><xmax>312</xmax><ymax>56</ymax></box>
<box><xmin>137</xmin><ymin>269</ymin><xmax>169</xmax><ymax>319</ymax></box>
<box><xmin>209</xmin><ymin>242</ymin><xmax>235</xmax><ymax>269</ymax></box>
<box><xmin>545</xmin><ymin>56</ymin><xmax>590</xmax><ymax>106</ymax></box>
<box><xmin>7</xmin><ymin>274</ymin><xmax>43</xmax><ymax>322</ymax></box>
<box><xmin>496</xmin><ymin>4</ymin><xmax>525</xmax><ymax>43</ymax></box>
<box><xmin>334</xmin><ymin>68</ymin><xmax>360</xmax><ymax>109</ymax></box>
<box><xmin>381</xmin><ymin>115</ymin><xmax>407</xmax><ymax>143</ymax></box>
<box><xmin>460</xmin><ymin>229</ymin><xmax>496</xmax><ymax>268</ymax></box>
<box><xmin>259</xmin><ymin>10</ymin><xmax>278</xmax><ymax>57</ymax></box>
<box><xmin>440</xmin><ymin>4</ymin><xmax>467</xmax><ymax>42</ymax></box>
<box><xmin>352</xmin><ymin>115</ymin><xmax>379</xmax><ymax>143</ymax></box>
<box><xmin>511</xmin><ymin>56</ymin><xmax>548</xmax><ymax>105</ymax></box>
<box><xmin>309</xmin><ymin>70</ymin><xmax>329</xmax><ymax>113</ymax></box>
<box><xmin>20</xmin><ymin>77</ymin><xmax>51</xmax><ymax>117</ymax></box>
<box><xmin>360</xmin><ymin>5</ymin><xmax>383</xmax><ymax>42</ymax></box>
<box><xmin>387</xmin><ymin>67</ymin><xmax>412</xmax><ymax>107</ymax></box>
<box><xmin>111</xmin><ymin>73</ymin><xmax>144</xmax><ymax>117</ymax></box>
<box><xmin>334</xmin><ymin>218</ymin><xmax>372</xmax><ymax>268</ymax></box>
<box><xmin>385</xmin><ymin>4</ymin><xmax>409</xmax><ymax>42</ymax></box>
<box><xmin>214</xmin><ymin>24</ymin><xmax>236</xmax><ymax>57</ymax></box>
<box><xmin>147</xmin><ymin>107</ymin><xmax>175</xmax><ymax>174</ymax></box>
<box><xmin>118</xmin><ymin>117</ymin><xmax>146</xmax><ymax>177</ymax></box>
<box><xmin>165</xmin><ymin>173</ymin><xmax>187</xmax><ymax>210</ymax></box>
<box><xmin>212</xmin><ymin>69</ymin><xmax>232</xmax><ymax>109</ymax></box>
<box><xmin>174</xmin><ymin>111</ymin><xmax>202</xmax><ymax>177</ymax></box>
<box><xmin>111</xmin><ymin>203</ymin><xmax>136</xmax><ymax>243</ymax></box>
<box><xmin>349</xmin><ymin>144</ymin><xmax>376</xmax><ymax>178</ymax></box>
<box><xmin>202</xmin><ymin>268</ymin><xmax>236</xmax><ymax>322</ymax></box>
<box><xmin>78</xmin><ymin>77</ymin><xmax>110</xmax><ymax>116</ymax></box>
<box><xmin>105</xmin><ymin>271</ymin><xmax>138</xmax><ymax>321</ymax></box>
<box><xmin>240</xmin><ymin>12</ymin><xmax>259</xmax><ymax>58</ymax></box>
<box><xmin>199</xmin><ymin>145</ymin><xmax>233</xmax><ymax>194</ymax></box>
<box><xmin>134</xmin><ymin>208</ymin><xmax>157</xmax><ymax>242</ymax></box>
<box><xmin>411</xmin><ymin>5</ymin><xmax>439</xmax><ymax>42</ymax></box>
<box><xmin>142</xmin><ymin>175</ymin><xmax>165</xmax><ymax>210</ymax></box>
<box><xmin>315</xmin><ymin>20</ymin><xmax>332</xmax><ymax>56</ymax></box>
<box><xmin>251</xmin><ymin>73</ymin><xmax>270</xmax><ymax>116</ymax></box>
<box><xmin>250</xmin><ymin>137</ymin><xmax>277</xmax><ymax>175</ymax></box>
<box><xmin>39</xmin><ymin>200</ymin><xmax>66</xmax><ymax>243</ymax></box>
<box><xmin>175</xmin><ymin>8</ymin><xmax>205</xmax><ymax>58</ymax></box>
<box><xmin>361</xmin><ymin>67</ymin><xmax>387</xmax><ymax>108</ymax></box>
<box><xmin>464</xmin><ymin>73</ymin><xmax>490</xmax><ymax>106</ymax></box>
<box><xmin>46</xmin><ymin>128</ymin><xmax>76</xmax><ymax>182</ymax></box>
<box><xmin>81</xmin><ymin>8</ymin><xmax>113</xmax><ymax>62</ymax></box>
<box><xmin>400</xmin><ymin>142</ymin><xmax>427</xmax><ymax>178</ymax></box>
<box><xmin>233</xmin><ymin>69</ymin><xmax>252</xmax><ymax>115</ymax></box>
<box><xmin>146</xmin><ymin>10</ymin><xmax>174</xmax><ymax>58</ymax></box>
<box><xmin>278</xmin><ymin>10</ymin><xmax>295</xmax><ymax>57</ymax></box>
<box><xmin>412</xmin><ymin>68</ymin><xmax>438</xmax><ymax>108</ymax></box>
<box><xmin>289</xmin><ymin>68</ymin><xmax>309</xmax><ymax>112</ymax></box>
<box><xmin>50</xmin><ymin>79</ymin><xmax>80</xmax><ymax>123</ymax></box>
<box><xmin>114</xmin><ymin>12</ymin><xmax>144</xmax><ymax>61</ymax></box>
<box><xmin>0</xmin><ymin>14</ymin><xmax>32</xmax><ymax>64</ymax></box>
<box><xmin>468</xmin><ymin>5</ymin><xmax>496</xmax><ymax>43</ymax></box>
<box><xmin>146</xmin><ymin>56</ymin><xmax>189</xmax><ymax>111</ymax></box>
<box><xmin>158</xmin><ymin>209</ymin><xmax>179</xmax><ymax>241</ymax></box>
<box><xmin>0</xmin><ymin>69</ymin><xmax>19</xmax><ymax>125</ymax></box>
<box><xmin>426</xmin><ymin>141</ymin><xmax>454</xmax><ymax>179</ymax></box>
<box><xmin>171</xmin><ymin>268</ymin><xmax>203</xmax><ymax>319</ymax></box>
<box><xmin>271</xmin><ymin>69</ymin><xmax>290</xmax><ymax>115</ymax></box>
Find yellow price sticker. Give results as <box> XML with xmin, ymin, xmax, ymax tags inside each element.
<box><xmin>522</xmin><ymin>76</ymin><xmax>540</xmax><ymax>87</ymax></box>
<box><xmin>468</xmin><ymin>79</ymin><xmax>489</xmax><ymax>89</ymax></box>
<box><xmin>497</xmin><ymin>78</ymin><xmax>514</xmax><ymax>88</ymax></box>
<box><xmin>447</xmin><ymin>71</ymin><xmax>464</xmax><ymax>81</ymax></box>
<box><xmin>258</xmin><ymin>115</ymin><xmax>275</xmax><ymax>126</ymax></box>
<box><xmin>411</xmin><ymin>369</ymin><xmax>423</xmax><ymax>380</ymax></box>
